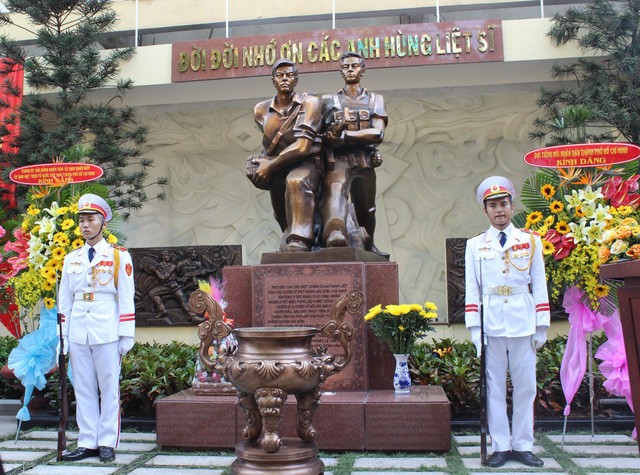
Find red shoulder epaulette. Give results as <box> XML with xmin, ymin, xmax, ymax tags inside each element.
<box><xmin>112</xmin><ymin>244</ymin><xmax>128</xmax><ymax>251</ymax></box>
<box><xmin>521</xmin><ymin>228</ymin><xmax>540</xmax><ymax>237</ymax></box>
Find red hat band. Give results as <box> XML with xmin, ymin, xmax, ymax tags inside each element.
<box><xmin>79</xmin><ymin>202</ymin><xmax>107</xmax><ymax>218</ymax></box>
<box><xmin>483</xmin><ymin>184</ymin><xmax>512</xmax><ymax>201</ymax></box>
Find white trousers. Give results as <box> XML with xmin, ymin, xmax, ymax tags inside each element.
<box><xmin>485</xmin><ymin>335</ymin><xmax>536</xmax><ymax>452</ymax></box>
<box><xmin>69</xmin><ymin>340</ymin><xmax>121</xmax><ymax>449</ymax></box>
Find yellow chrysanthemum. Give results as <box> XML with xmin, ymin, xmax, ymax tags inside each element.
<box><xmin>107</xmin><ymin>234</ymin><xmax>118</xmax><ymax>245</ymax></box>
<box><xmin>69</xmin><ymin>203</ymin><xmax>79</xmax><ymax>213</ymax></box>
<box><xmin>31</xmin><ymin>225</ymin><xmax>41</xmax><ymax>235</ymax></box>
<box><xmin>73</xmin><ymin>226</ymin><xmax>82</xmax><ymax>237</ymax></box>
<box><xmin>61</xmin><ymin>218</ymin><xmax>75</xmax><ymax>230</ymax></box>
<box><xmin>385</xmin><ymin>305</ymin><xmax>403</xmax><ymax>316</ymax></box>
<box><xmin>398</xmin><ymin>325</ymin><xmax>406</xmax><ymax>331</ymax></box>
<box><xmin>44</xmin><ymin>297</ymin><xmax>56</xmax><ymax>310</ymax></box>
<box><xmin>617</xmin><ymin>205</ymin><xmax>634</xmax><ymax>216</ymax></box>
<box><xmin>364</xmin><ymin>304</ymin><xmax>382</xmax><ymax>321</ymax></box>
<box><xmin>541</xmin><ymin>184</ymin><xmax>556</xmax><ymax>199</ymax></box>
<box><xmin>527</xmin><ymin>211</ymin><xmax>544</xmax><ymax>225</ymax></box>
<box><xmin>556</xmin><ymin>221</ymin><xmax>570</xmax><ymax>235</ymax></box>
<box><xmin>424</xmin><ymin>303</ymin><xmax>437</xmax><ymax>312</ymax></box>
<box><xmin>72</xmin><ymin>238</ymin><xmax>84</xmax><ymax>249</ymax></box>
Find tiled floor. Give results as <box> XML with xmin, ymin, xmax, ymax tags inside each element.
<box><xmin>0</xmin><ymin>418</ymin><xmax>638</xmax><ymax>474</ymax></box>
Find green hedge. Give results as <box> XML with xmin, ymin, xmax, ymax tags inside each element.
<box><xmin>0</xmin><ymin>336</ymin><xmax>22</xmax><ymax>399</ymax></box>
<box><xmin>0</xmin><ymin>335</ymin><xmax>619</xmax><ymax>420</ymax></box>
<box><xmin>410</xmin><ymin>334</ymin><xmax>609</xmax><ymax>419</ymax></box>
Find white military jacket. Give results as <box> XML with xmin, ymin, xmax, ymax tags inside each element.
<box><xmin>464</xmin><ymin>223</ymin><xmax>550</xmax><ymax>337</ymax></box>
<box><xmin>59</xmin><ymin>238</ymin><xmax>136</xmax><ymax>345</ymax></box>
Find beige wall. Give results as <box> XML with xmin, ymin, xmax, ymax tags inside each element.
<box><xmin>124</xmin><ymin>82</ymin><xmax>554</xmax><ymax>343</ymax></box>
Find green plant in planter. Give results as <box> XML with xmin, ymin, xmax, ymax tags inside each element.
<box><xmin>0</xmin><ymin>335</ymin><xmax>21</xmax><ymax>398</ymax></box>
<box><xmin>411</xmin><ymin>335</ymin><xmax>612</xmax><ymax>420</ymax></box>
<box><xmin>120</xmin><ymin>341</ymin><xmax>197</xmax><ymax>419</ymax></box>
<box><xmin>410</xmin><ymin>338</ymin><xmax>482</xmax><ymax>417</ymax></box>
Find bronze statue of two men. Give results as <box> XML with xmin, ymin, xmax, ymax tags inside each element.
<box><xmin>248</xmin><ymin>52</ymin><xmax>388</xmax><ymax>256</ymax></box>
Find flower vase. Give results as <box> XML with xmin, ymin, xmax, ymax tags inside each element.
<box><xmin>393</xmin><ymin>353</ymin><xmax>411</xmax><ymax>394</ymax></box>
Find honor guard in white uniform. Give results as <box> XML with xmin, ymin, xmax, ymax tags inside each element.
<box><xmin>465</xmin><ymin>176</ymin><xmax>550</xmax><ymax>468</ymax></box>
<box><xmin>59</xmin><ymin>194</ymin><xmax>135</xmax><ymax>463</ymax></box>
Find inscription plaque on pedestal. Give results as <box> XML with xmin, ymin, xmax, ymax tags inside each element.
<box><xmin>253</xmin><ymin>263</ymin><xmax>366</xmax><ymax>391</ymax></box>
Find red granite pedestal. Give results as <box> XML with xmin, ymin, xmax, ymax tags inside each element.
<box><xmin>156</xmin><ymin>386</ymin><xmax>451</xmax><ymax>451</ymax></box>
<box><xmin>155</xmin><ymin>250</ymin><xmax>451</xmax><ymax>452</ymax></box>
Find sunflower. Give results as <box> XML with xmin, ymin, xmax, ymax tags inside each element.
<box><xmin>549</xmin><ymin>201</ymin><xmax>564</xmax><ymax>214</ymax></box>
<box><xmin>27</xmin><ymin>205</ymin><xmax>40</xmax><ymax>216</ymax></box>
<box><xmin>61</xmin><ymin>218</ymin><xmax>75</xmax><ymax>230</ymax></box>
<box><xmin>53</xmin><ymin>232</ymin><xmax>69</xmax><ymax>247</ymax></box>
<box><xmin>44</xmin><ymin>297</ymin><xmax>56</xmax><ymax>310</ymax></box>
<box><xmin>72</xmin><ymin>238</ymin><xmax>85</xmax><ymax>249</ymax></box>
<box><xmin>541</xmin><ymin>184</ymin><xmax>556</xmax><ymax>199</ymax></box>
<box><xmin>575</xmin><ymin>206</ymin><xmax>586</xmax><ymax>217</ymax></box>
<box><xmin>593</xmin><ymin>283</ymin><xmax>610</xmax><ymax>299</ymax></box>
<box><xmin>51</xmin><ymin>247</ymin><xmax>66</xmax><ymax>260</ymax></box>
<box><xmin>542</xmin><ymin>240</ymin><xmax>555</xmax><ymax>255</ymax></box>
<box><xmin>527</xmin><ymin>211</ymin><xmax>544</xmax><ymax>225</ymax></box>
<box><xmin>556</xmin><ymin>221</ymin><xmax>570</xmax><ymax>235</ymax></box>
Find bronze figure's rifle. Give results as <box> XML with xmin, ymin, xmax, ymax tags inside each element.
<box><xmin>56</xmin><ymin>280</ymin><xmax>68</xmax><ymax>461</ymax></box>
<box><xmin>479</xmin><ymin>257</ymin><xmax>488</xmax><ymax>465</ymax></box>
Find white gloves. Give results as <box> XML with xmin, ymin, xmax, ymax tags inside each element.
<box><xmin>531</xmin><ymin>326</ymin><xmax>547</xmax><ymax>350</ymax></box>
<box><xmin>470</xmin><ymin>327</ymin><xmax>482</xmax><ymax>357</ymax></box>
<box><xmin>118</xmin><ymin>336</ymin><xmax>135</xmax><ymax>356</ymax></box>
<box><xmin>56</xmin><ymin>337</ymin><xmax>69</xmax><ymax>356</ymax></box>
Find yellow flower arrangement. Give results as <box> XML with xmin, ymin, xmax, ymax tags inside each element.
<box><xmin>5</xmin><ymin>188</ymin><xmax>123</xmax><ymax>333</ymax></box>
<box><xmin>516</xmin><ymin>168</ymin><xmax>640</xmax><ymax>312</ymax></box>
<box><xmin>364</xmin><ymin>302</ymin><xmax>438</xmax><ymax>354</ymax></box>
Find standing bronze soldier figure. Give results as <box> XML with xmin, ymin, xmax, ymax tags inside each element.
<box><xmin>248</xmin><ymin>59</ymin><xmax>323</xmax><ymax>252</ymax></box>
<box><xmin>320</xmin><ymin>52</ymin><xmax>388</xmax><ymax>255</ymax></box>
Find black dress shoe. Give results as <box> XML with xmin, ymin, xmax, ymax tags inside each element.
<box><xmin>512</xmin><ymin>450</ymin><xmax>544</xmax><ymax>467</ymax></box>
<box><xmin>99</xmin><ymin>446</ymin><xmax>115</xmax><ymax>463</ymax></box>
<box><xmin>61</xmin><ymin>447</ymin><xmax>99</xmax><ymax>461</ymax></box>
<box><xmin>487</xmin><ymin>450</ymin><xmax>511</xmax><ymax>467</ymax></box>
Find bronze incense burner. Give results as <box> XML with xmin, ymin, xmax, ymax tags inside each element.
<box><xmin>189</xmin><ymin>289</ymin><xmax>362</xmax><ymax>474</ymax></box>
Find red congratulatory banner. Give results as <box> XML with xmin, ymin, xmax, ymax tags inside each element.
<box><xmin>10</xmin><ymin>163</ymin><xmax>103</xmax><ymax>186</ymax></box>
<box><xmin>524</xmin><ymin>143</ymin><xmax>640</xmax><ymax>168</ymax></box>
